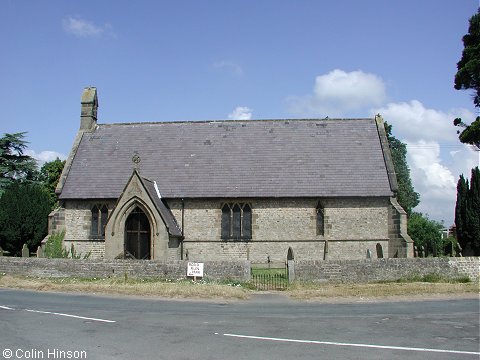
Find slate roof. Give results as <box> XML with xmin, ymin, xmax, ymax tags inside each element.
<box><xmin>59</xmin><ymin>118</ymin><xmax>394</xmax><ymax>199</ymax></box>
<box><xmin>140</xmin><ymin>176</ymin><xmax>183</xmax><ymax>237</ymax></box>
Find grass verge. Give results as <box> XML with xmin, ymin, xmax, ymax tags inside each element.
<box><xmin>286</xmin><ymin>281</ymin><xmax>479</xmax><ymax>301</ymax></box>
<box><xmin>0</xmin><ymin>275</ymin><xmax>250</xmax><ymax>300</ymax></box>
<box><xmin>0</xmin><ymin>273</ymin><xmax>477</xmax><ymax>301</ymax></box>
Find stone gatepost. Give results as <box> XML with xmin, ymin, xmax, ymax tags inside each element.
<box><xmin>287</xmin><ymin>260</ymin><xmax>295</xmax><ymax>281</ymax></box>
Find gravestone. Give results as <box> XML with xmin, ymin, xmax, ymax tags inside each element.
<box><xmin>36</xmin><ymin>246</ymin><xmax>44</xmax><ymax>258</ymax></box>
<box><xmin>418</xmin><ymin>246</ymin><xmax>424</xmax><ymax>258</ymax></box>
<box><xmin>22</xmin><ymin>244</ymin><xmax>29</xmax><ymax>258</ymax></box>
<box><xmin>366</xmin><ymin>249</ymin><xmax>372</xmax><ymax>259</ymax></box>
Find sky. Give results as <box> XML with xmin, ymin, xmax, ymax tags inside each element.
<box><xmin>1</xmin><ymin>0</ymin><xmax>479</xmax><ymax>226</ymax></box>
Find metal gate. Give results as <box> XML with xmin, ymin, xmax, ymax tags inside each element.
<box><xmin>251</xmin><ymin>266</ymin><xmax>289</xmax><ymax>290</ymax></box>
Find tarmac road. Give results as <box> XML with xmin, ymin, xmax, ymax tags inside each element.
<box><xmin>0</xmin><ymin>289</ymin><xmax>478</xmax><ymax>360</ymax></box>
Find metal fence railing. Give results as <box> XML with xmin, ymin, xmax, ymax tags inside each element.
<box><xmin>251</xmin><ymin>271</ymin><xmax>288</xmax><ymax>290</ymax></box>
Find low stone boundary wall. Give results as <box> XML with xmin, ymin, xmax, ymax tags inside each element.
<box><xmin>294</xmin><ymin>257</ymin><xmax>479</xmax><ymax>282</ymax></box>
<box><xmin>0</xmin><ymin>257</ymin><xmax>477</xmax><ymax>283</ymax></box>
<box><xmin>0</xmin><ymin>258</ymin><xmax>251</xmax><ymax>281</ymax></box>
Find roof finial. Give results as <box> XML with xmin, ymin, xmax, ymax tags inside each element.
<box><xmin>132</xmin><ymin>152</ymin><xmax>141</xmax><ymax>171</ymax></box>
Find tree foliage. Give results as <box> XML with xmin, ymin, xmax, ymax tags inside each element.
<box><xmin>455</xmin><ymin>167</ymin><xmax>480</xmax><ymax>255</ymax></box>
<box><xmin>0</xmin><ymin>132</ymin><xmax>38</xmax><ymax>193</ymax></box>
<box><xmin>0</xmin><ymin>133</ymin><xmax>66</xmax><ymax>256</ymax></box>
<box><xmin>455</xmin><ymin>8</ymin><xmax>480</xmax><ymax>107</ymax></box>
<box><xmin>39</xmin><ymin>158</ymin><xmax>65</xmax><ymax>209</ymax></box>
<box><xmin>0</xmin><ymin>182</ymin><xmax>51</xmax><ymax>256</ymax></box>
<box><xmin>44</xmin><ymin>231</ymin><xmax>68</xmax><ymax>258</ymax></box>
<box><xmin>385</xmin><ymin>122</ymin><xmax>420</xmax><ymax>215</ymax></box>
<box><xmin>407</xmin><ymin>212</ymin><xmax>443</xmax><ymax>256</ymax></box>
<box><xmin>454</xmin><ymin>8</ymin><xmax>480</xmax><ymax>148</ymax></box>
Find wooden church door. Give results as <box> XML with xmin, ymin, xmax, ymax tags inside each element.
<box><xmin>125</xmin><ymin>206</ymin><xmax>151</xmax><ymax>260</ymax></box>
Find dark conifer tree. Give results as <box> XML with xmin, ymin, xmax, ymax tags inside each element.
<box><xmin>466</xmin><ymin>167</ymin><xmax>480</xmax><ymax>254</ymax></box>
<box><xmin>453</xmin><ymin>9</ymin><xmax>480</xmax><ymax>149</ymax></box>
<box><xmin>0</xmin><ymin>182</ymin><xmax>51</xmax><ymax>256</ymax></box>
<box><xmin>455</xmin><ymin>175</ymin><xmax>468</xmax><ymax>250</ymax></box>
<box><xmin>455</xmin><ymin>167</ymin><xmax>480</xmax><ymax>255</ymax></box>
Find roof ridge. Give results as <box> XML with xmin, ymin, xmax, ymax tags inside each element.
<box><xmin>97</xmin><ymin>118</ymin><xmax>375</xmax><ymax>127</ymax></box>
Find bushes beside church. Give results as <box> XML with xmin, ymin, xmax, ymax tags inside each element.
<box><xmin>0</xmin><ymin>182</ymin><xmax>51</xmax><ymax>256</ymax></box>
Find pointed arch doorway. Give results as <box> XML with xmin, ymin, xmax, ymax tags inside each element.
<box><xmin>125</xmin><ymin>206</ymin><xmax>151</xmax><ymax>260</ymax></box>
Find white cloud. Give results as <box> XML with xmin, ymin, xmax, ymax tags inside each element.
<box><xmin>289</xmin><ymin>69</ymin><xmax>478</xmax><ymax>224</ymax></box>
<box><xmin>407</xmin><ymin>141</ymin><xmax>456</xmax><ymax>190</ymax></box>
<box><xmin>405</xmin><ymin>140</ymin><xmax>456</xmax><ymax>222</ymax></box>
<box><xmin>270</xmin><ymin>76</ymin><xmax>478</xmax><ymax>221</ymax></box>
<box><xmin>374</xmin><ymin>100</ymin><xmax>475</xmax><ymax>143</ymax></box>
<box><xmin>26</xmin><ymin>150</ymin><xmax>66</xmax><ymax>168</ymax></box>
<box><xmin>288</xmin><ymin>69</ymin><xmax>387</xmax><ymax>117</ymax></box>
<box><xmin>228</xmin><ymin>106</ymin><xmax>252</xmax><ymax>120</ymax></box>
<box><xmin>374</xmin><ymin>100</ymin><xmax>478</xmax><ymax>224</ymax></box>
<box><xmin>62</xmin><ymin>17</ymin><xmax>113</xmax><ymax>38</ymax></box>
<box><xmin>213</xmin><ymin>61</ymin><xmax>243</xmax><ymax>76</ymax></box>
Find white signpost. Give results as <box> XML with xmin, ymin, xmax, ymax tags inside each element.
<box><xmin>187</xmin><ymin>262</ymin><xmax>204</xmax><ymax>280</ymax></box>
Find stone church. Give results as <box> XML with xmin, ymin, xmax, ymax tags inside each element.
<box><xmin>48</xmin><ymin>87</ymin><xmax>413</xmax><ymax>262</ymax></box>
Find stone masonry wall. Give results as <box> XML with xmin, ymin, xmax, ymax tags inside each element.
<box><xmin>61</xmin><ymin>200</ymin><xmax>116</xmax><ymax>241</ymax></box>
<box><xmin>294</xmin><ymin>257</ymin><xmax>479</xmax><ymax>282</ymax></box>
<box><xmin>170</xmin><ymin>197</ymin><xmax>392</xmax><ymax>262</ymax></box>
<box><xmin>184</xmin><ymin>241</ymin><xmax>325</xmax><ymax>263</ymax></box>
<box><xmin>59</xmin><ymin>197</ymin><xmax>399</xmax><ymax>261</ymax></box>
<box><xmin>59</xmin><ymin>200</ymin><xmax>116</xmax><ymax>259</ymax></box>
<box><xmin>169</xmin><ymin>197</ymin><xmax>389</xmax><ymax>242</ymax></box>
<box><xmin>63</xmin><ymin>240</ymin><xmax>105</xmax><ymax>259</ymax></box>
<box><xmin>388</xmin><ymin>198</ymin><xmax>414</xmax><ymax>258</ymax></box>
<box><xmin>0</xmin><ymin>258</ymin><xmax>250</xmax><ymax>281</ymax></box>
<box><xmin>184</xmin><ymin>240</ymin><xmax>389</xmax><ymax>263</ymax></box>
<box><xmin>0</xmin><ymin>257</ymin><xmax>476</xmax><ymax>283</ymax></box>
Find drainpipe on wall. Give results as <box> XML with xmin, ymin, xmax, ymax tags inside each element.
<box><xmin>181</xmin><ymin>198</ymin><xmax>185</xmax><ymax>260</ymax></box>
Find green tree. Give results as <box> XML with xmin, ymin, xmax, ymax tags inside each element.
<box><xmin>39</xmin><ymin>158</ymin><xmax>65</xmax><ymax>209</ymax></box>
<box><xmin>453</xmin><ymin>8</ymin><xmax>480</xmax><ymax>149</ymax></box>
<box><xmin>44</xmin><ymin>231</ymin><xmax>68</xmax><ymax>258</ymax></box>
<box><xmin>455</xmin><ymin>167</ymin><xmax>480</xmax><ymax>256</ymax></box>
<box><xmin>407</xmin><ymin>212</ymin><xmax>443</xmax><ymax>256</ymax></box>
<box><xmin>455</xmin><ymin>174</ymin><xmax>469</xmax><ymax>248</ymax></box>
<box><xmin>385</xmin><ymin>122</ymin><xmax>420</xmax><ymax>215</ymax></box>
<box><xmin>0</xmin><ymin>182</ymin><xmax>51</xmax><ymax>256</ymax></box>
<box><xmin>0</xmin><ymin>132</ymin><xmax>38</xmax><ymax>193</ymax></box>
<box><xmin>467</xmin><ymin>167</ymin><xmax>480</xmax><ymax>254</ymax></box>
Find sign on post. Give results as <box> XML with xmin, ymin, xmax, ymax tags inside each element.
<box><xmin>187</xmin><ymin>262</ymin><xmax>204</xmax><ymax>279</ymax></box>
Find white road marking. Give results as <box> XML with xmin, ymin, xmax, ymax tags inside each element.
<box><xmin>0</xmin><ymin>305</ymin><xmax>15</xmax><ymax>310</ymax></box>
<box><xmin>25</xmin><ymin>309</ymin><xmax>116</xmax><ymax>323</ymax></box>
<box><xmin>222</xmin><ymin>333</ymin><xmax>480</xmax><ymax>356</ymax></box>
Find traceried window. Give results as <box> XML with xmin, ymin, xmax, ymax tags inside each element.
<box><xmin>316</xmin><ymin>204</ymin><xmax>325</xmax><ymax>236</ymax></box>
<box><xmin>91</xmin><ymin>205</ymin><xmax>109</xmax><ymax>238</ymax></box>
<box><xmin>221</xmin><ymin>203</ymin><xmax>252</xmax><ymax>241</ymax></box>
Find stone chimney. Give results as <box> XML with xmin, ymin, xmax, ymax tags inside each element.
<box><xmin>80</xmin><ymin>87</ymin><xmax>98</xmax><ymax>130</ymax></box>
